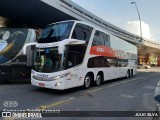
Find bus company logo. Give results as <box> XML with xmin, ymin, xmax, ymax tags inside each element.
<box><xmin>96</xmin><ymin>47</ymin><xmax>104</xmax><ymax>53</ymax></box>
<box><xmin>37</xmin><ymin>74</ymin><xmax>48</xmax><ymax>78</ymax></box>
<box><xmin>3</xmin><ymin>101</ymin><xmax>18</xmax><ymax>107</ymax></box>
<box><xmin>37</xmin><ymin>43</ymin><xmax>58</xmax><ymax>48</ymax></box>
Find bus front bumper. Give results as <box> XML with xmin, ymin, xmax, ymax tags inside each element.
<box><xmin>31</xmin><ymin>77</ymin><xmax>66</xmax><ymax>90</ymax></box>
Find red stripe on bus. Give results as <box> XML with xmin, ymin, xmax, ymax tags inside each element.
<box><xmin>90</xmin><ymin>46</ymin><xmax>129</xmax><ymax>59</ymax></box>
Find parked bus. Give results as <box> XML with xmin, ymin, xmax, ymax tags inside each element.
<box><xmin>0</xmin><ymin>28</ymin><xmax>36</xmax><ymax>83</ymax></box>
<box><xmin>31</xmin><ymin>20</ymin><xmax>137</xmax><ymax>90</ymax></box>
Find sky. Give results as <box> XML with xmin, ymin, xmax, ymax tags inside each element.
<box><xmin>71</xmin><ymin>0</ymin><xmax>160</xmax><ymax>42</ymax></box>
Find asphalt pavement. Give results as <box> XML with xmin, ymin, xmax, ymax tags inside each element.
<box><xmin>0</xmin><ymin>69</ymin><xmax>160</xmax><ymax>120</ymax></box>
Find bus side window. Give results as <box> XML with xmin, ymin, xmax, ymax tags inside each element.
<box><xmin>92</xmin><ymin>31</ymin><xmax>101</xmax><ymax>46</ymax></box>
<box><xmin>67</xmin><ymin>52</ymin><xmax>84</xmax><ymax>68</ymax></box>
<box><xmin>67</xmin><ymin>53</ymin><xmax>75</xmax><ymax>68</ymax></box>
<box><xmin>71</xmin><ymin>23</ymin><xmax>93</xmax><ymax>42</ymax></box>
<box><xmin>104</xmin><ymin>34</ymin><xmax>110</xmax><ymax>47</ymax></box>
<box><xmin>92</xmin><ymin>31</ymin><xmax>104</xmax><ymax>46</ymax></box>
<box><xmin>92</xmin><ymin>31</ymin><xmax>110</xmax><ymax>47</ymax></box>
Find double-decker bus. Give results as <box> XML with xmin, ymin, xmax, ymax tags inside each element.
<box><xmin>0</xmin><ymin>28</ymin><xmax>36</xmax><ymax>83</ymax></box>
<box><xmin>31</xmin><ymin>20</ymin><xmax>137</xmax><ymax>90</ymax></box>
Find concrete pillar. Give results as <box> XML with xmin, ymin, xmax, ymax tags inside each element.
<box><xmin>157</xmin><ymin>54</ymin><xmax>160</xmax><ymax>66</ymax></box>
<box><xmin>145</xmin><ymin>54</ymin><xmax>150</xmax><ymax>65</ymax></box>
<box><xmin>138</xmin><ymin>55</ymin><xmax>144</xmax><ymax>64</ymax></box>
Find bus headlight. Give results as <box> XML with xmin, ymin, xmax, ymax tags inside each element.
<box><xmin>52</xmin><ymin>76</ymin><xmax>60</xmax><ymax>81</ymax></box>
<box><xmin>51</xmin><ymin>72</ymin><xmax>71</xmax><ymax>81</ymax></box>
<box><xmin>55</xmin><ymin>82</ymin><xmax>62</xmax><ymax>86</ymax></box>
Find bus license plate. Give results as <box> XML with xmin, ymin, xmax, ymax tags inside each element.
<box><xmin>39</xmin><ymin>83</ymin><xmax>45</xmax><ymax>87</ymax></box>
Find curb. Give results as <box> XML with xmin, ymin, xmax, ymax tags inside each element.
<box><xmin>138</xmin><ymin>69</ymin><xmax>160</xmax><ymax>72</ymax></box>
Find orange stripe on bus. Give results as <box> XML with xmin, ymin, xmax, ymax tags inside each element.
<box><xmin>90</xmin><ymin>46</ymin><xmax>129</xmax><ymax>59</ymax></box>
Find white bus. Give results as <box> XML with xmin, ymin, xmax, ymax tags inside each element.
<box><xmin>31</xmin><ymin>20</ymin><xmax>137</xmax><ymax>90</ymax></box>
<box><xmin>0</xmin><ymin>28</ymin><xmax>36</xmax><ymax>83</ymax></box>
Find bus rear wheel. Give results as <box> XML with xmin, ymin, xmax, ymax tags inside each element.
<box><xmin>94</xmin><ymin>73</ymin><xmax>102</xmax><ymax>86</ymax></box>
<box><xmin>130</xmin><ymin>69</ymin><xmax>133</xmax><ymax>77</ymax></box>
<box><xmin>83</xmin><ymin>74</ymin><xmax>91</xmax><ymax>89</ymax></box>
<box><xmin>125</xmin><ymin>70</ymin><xmax>130</xmax><ymax>79</ymax></box>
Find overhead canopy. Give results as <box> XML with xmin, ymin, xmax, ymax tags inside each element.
<box><xmin>0</xmin><ymin>0</ymin><xmax>76</xmax><ymax>28</ymax></box>
<box><xmin>0</xmin><ymin>0</ymin><xmax>160</xmax><ymax>56</ymax></box>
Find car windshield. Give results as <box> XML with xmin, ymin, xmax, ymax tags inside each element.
<box><xmin>33</xmin><ymin>47</ymin><xmax>64</xmax><ymax>73</ymax></box>
<box><xmin>38</xmin><ymin>21</ymin><xmax>74</xmax><ymax>43</ymax></box>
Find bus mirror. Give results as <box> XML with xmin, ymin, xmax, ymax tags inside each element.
<box><xmin>23</xmin><ymin>42</ymin><xmax>36</xmax><ymax>55</ymax></box>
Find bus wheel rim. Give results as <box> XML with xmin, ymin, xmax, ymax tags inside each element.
<box><xmin>96</xmin><ymin>75</ymin><xmax>101</xmax><ymax>85</ymax></box>
<box><xmin>84</xmin><ymin>76</ymin><xmax>90</xmax><ymax>88</ymax></box>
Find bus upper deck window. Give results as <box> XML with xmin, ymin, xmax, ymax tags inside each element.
<box><xmin>72</xmin><ymin>23</ymin><xmax>93</xmax><ymax>42</ymax></box>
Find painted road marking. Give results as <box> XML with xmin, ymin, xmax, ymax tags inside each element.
<box><xmin>3</xmin><ymin>117</ymin><xmax>16</xmax><ymax>120</ymax></box>
<box><xmin>38</xmin><ymin>98</ymin><xmax>75</xmax><ymax>110</ymax></box>
<box><xmin>120</xmin><ymin>94</ymin><xmax>135</xmax><ymax>99</ymax></box>
<box><xmin>143</xmin><ymin>85</ymin><xmax>156</xmax><ymax>90</ymax></box>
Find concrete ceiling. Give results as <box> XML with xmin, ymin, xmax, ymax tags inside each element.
<box><xmin>0</xmin><ymin>0</ymin><xmax>159</xmax><ymax>56</ymax></box>
<box><xmin>0</xmin><ymin>0</ymin><xmax>76</xmax><ymax>28</ymax></box>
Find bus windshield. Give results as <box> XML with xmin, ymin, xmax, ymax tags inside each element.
<box><xmin>38</xmin><ymin>21</ymin><xmax>74</xmax><ymax>43</ymax></box>
<box><xmin>33</xmin><ymin>47</ymin><xmax>64</xmax><ymax>73</ymax></box>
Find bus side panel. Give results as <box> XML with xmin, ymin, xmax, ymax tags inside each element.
<box><xmin>12</xmin><ymin>66</ymin><xmax>32</xmax><ymax>80</ymax></box>
<box><xmin>0</xmin><ymin>66</ymin><xmax>32</xmax><ymax>81</ymax></box>
<box><xmin>0</xmin><ymin>44</ymin><xmax>35</xmax><ymax>82</ymax></box>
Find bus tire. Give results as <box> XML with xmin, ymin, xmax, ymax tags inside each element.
<box><xmin>130</xmin><ymin>69</ymin><xmax>133</xmax><ymax>77</ymax></box>
<box><xmin>83</xmin><ymin>74</ymin><xmax>91</xmax><ymax>89</ymax></box>
<box><xmin>94</xmin><ymin>73</ymin><xmax>102</xmax><ymax>86</ymax></box>
<box><xmin>125</xmin><ymin>70</ymin><xmax>130</xmax><ymax>79</ymax></box>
